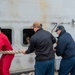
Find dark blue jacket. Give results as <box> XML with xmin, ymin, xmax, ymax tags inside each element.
<box><xmin>56</xmin><ymin>30</ymin><xmax>75</xmax><ymax>58</ymax></box>
<box><xmin>26</xmin><ymin>28</ymin><xmax>56</xmax><ymax>61</ymax></box>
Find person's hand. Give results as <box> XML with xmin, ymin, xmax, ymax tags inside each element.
<box><xmin>22</xmin><ymin>50</ymin><xmax>26</xmax><ymax>54</ymax></box>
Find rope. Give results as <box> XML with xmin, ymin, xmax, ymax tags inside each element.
<box><xmin>0</xmin><ymin>50</ymin><xmax>23</xmax><ymax>54</ymax></box>
<box><xmin>20</xmin><ymin>72</ymin><xmax>34</xmax><ymax>75</ymax></box>
<box><xmin>28</xmin><ymin>72</ymin><xmax>34</xmax><ymax>75</ymax></box>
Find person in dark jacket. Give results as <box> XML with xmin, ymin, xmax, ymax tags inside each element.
<box><xmin>22</xmin><ymin>21</ymin><xmax>56</xmax><ymax>75</ymax></box>
<box><xmin>55</xmin><ymin>25</ymin><xmax>75</xmax><ymax>75</ymax></box>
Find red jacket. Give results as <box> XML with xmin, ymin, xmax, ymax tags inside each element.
<box><xmin>0</xmin><ymin>32</ymin><xmax>13</xmax><ymax>51</ymax></box>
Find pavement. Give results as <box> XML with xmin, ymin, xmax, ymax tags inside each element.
<box><xmin>11</xmin><ymin>69</ymin><xmax>59</xmax><ymax>75</ymax></box>
<box><xmin>13</xmin><ymin>71</ymin><xmax>58</xmax><ymax>75</ymax></box>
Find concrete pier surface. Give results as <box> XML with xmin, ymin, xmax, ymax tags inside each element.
<box><xmin>11</xmin><ymin>71</ymin><xmax>58</xmax><ymax>75</ymax></box>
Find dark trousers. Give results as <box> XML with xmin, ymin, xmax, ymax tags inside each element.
<box><xmin>59</xmin><ymin>56</ymin><xmax>75</xmax><ymax>75</ymax></box>
<box><xmin>35</xmin><ymin>59</ymin><xmax>54</xmax><ymax>75</ymax></box>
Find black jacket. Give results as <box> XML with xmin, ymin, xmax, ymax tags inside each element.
<box><xmin>56</xmin><ymin>30</ymin><xmax>75</xmax><ymax>58</ymax></box>
<box><xmin>26</xmin><ymin>28</ymin><xmax>56</xmax><ymax>61</ymax></box>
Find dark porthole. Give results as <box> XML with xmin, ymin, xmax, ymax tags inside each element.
<box><xmin>1</xmin><ymin>29</ymin><xmax>12</xmax><ymax>44</ymax></box>
<box><xmin>23</xmin><ymin>29</ymin><xmax>35</xmax><ymax>45</ymax></box>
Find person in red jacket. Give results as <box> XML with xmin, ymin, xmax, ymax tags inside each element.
<box><xmin>0</xmin><ymin>27</ymin><xmax>14</xmax><ymax>75</ymax></box>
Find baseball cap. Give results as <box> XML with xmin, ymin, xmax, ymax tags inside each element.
<box><xmin>55</xmin><ymin>25</ymin><xmax>65</xmax><ymax>32</ymax></box>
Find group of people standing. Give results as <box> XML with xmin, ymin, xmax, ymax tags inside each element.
<box><xmin>0</xmin><ymin>21</ymin><xmax>75</xmax><ymax>75</ymax></box>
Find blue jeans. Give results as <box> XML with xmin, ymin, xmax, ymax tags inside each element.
<box><xmin>59</xmin><ymin>56</ymin><xmax>75</xmax><ymax>75</ymax></box>
<box><xmin>35</xmin><ymin>59</ymin><xmax>54</xmax><ymax>75</ymax></box>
